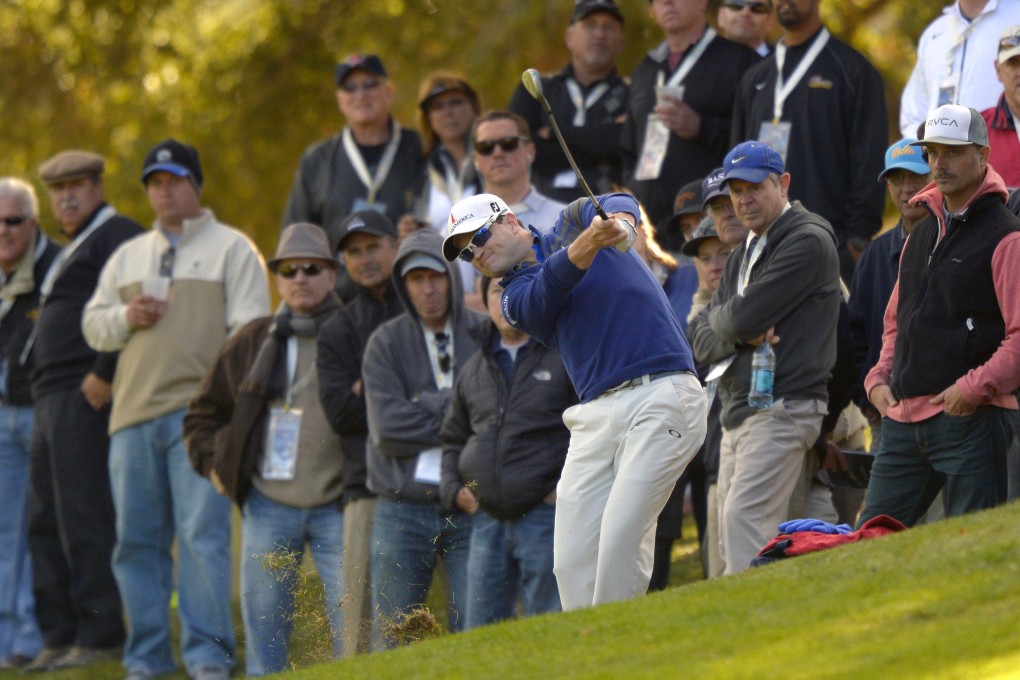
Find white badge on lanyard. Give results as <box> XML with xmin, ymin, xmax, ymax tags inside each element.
<box><xmin>262</xmin><ymin>406</ymin><xmax>302</xmax><ymax>481</ymax></box>
<box><xmin>939</xmin><ymin>11</ymin><xmax>988</xmax><ymax>108</ymax></box>
<box><xmin>635</xmin><ymin>28</ymin><xmax>716</xmax><ymax>181</ymax></box>
<box><xmin>413</xmin><ymin>447</ymin><xmax>442</xmax><ymax>484</ymax></box>
<box><xmin>759</xmin><ymin>28</ymin><xmax>830</xmax><ymax>161</ymax></box>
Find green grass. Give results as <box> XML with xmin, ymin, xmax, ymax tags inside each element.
<box><xmin>9</xmin><ymin>504</ymin><xmax>1019</xmax><ymax>679</ymax></box>
<box><xmin>281</xmin><ymin>501</ymin><xmax>1020</xmax><ymax>680</ymax></box>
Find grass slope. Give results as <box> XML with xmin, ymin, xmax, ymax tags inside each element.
<box><xmin>286</xmin><ymin>501</ymin><xmax>1020</xmax><ymax>680</ymax></box>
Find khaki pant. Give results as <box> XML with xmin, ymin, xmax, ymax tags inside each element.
<box><xmin>340</xmin><ymin>496</ymin><xmax>376</xmax><ymax>657</ymax></box>
<box><xmin>718</xmin><ymin>398</ymin><xmax>824</xmax><ymax>575</ymax></box>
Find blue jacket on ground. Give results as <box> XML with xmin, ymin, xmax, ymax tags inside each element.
<box><xmin>499</xmin><ymin>193</ymin><xmax>696</xmax><ymax>403</ymax></box>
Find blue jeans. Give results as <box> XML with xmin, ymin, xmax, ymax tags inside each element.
<box><xmin>108</xmin><ymin>409</ymin><xmax>234</xmax><ymax>676</ymax></box>
<box><xmin>860</xmin><ymin>408</ymin><xmax>1010</xmax><ymax>527</ymax></box>
<box><xmin>370</xmin><ymin>498</ymin><xmax>472</xmax><ymax>649</ymax></box>
<box><xmin>465</xmin><ymin>502</ymin><xmax>560</xmax><ymax>629</ymax></box>
<box><xmin>0</xmin><ymin>406</ymin><xmax>41</xmax><ymax>659</ymax></box>
<box><xmin>241</xmin><ymin>488</ymin><xmax>344</xmax><ymax>676</ymax></box>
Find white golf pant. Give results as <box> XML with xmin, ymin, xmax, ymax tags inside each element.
<box><xmin>554</xmin><ymin>372</ymin><xmax>707</xmax><ymax>610</ymax></box>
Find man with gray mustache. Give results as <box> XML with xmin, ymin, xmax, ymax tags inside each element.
<box><xmin>24</xmin><ymin>150</ymin><xmax>143</xmax><ymax>672</ymax></box>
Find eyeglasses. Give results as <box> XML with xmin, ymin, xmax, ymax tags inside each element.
<box><xmin>277</xmin><ymin>262</ymin><xmax>327</xmax><ymax>279</ymax></box>
<box><xmin>474</xmin><ymin>136</ymin><xmax>528</xmax><ymax>156</ymax></box>
<box><xmin>160</xmin><ymin>247</ymin><xmax>175</xmax><ymax>278</ymax></box>
<box><xmin>340</xmin><ymin>78</ymin><xmax>382</xmax><ymax>93</ymax></box>
<box><xmin>0</xmin><ymin>215</ymin><xmax>28</xmax><ymax>227</ymax></box>
<box><xmin>722</xmin><ymin>0</ymin><xmax>771</xmax><ymax>14</ymax></box>
<box><xmin>457</xmin><ymin>224</ymin><xmax>497</xmax><ymax>263</ymax></box>
<box><xmin>885</xmin><ymin>170</ymin><xmax>931</xmax><ymax>186</ymax></box>
<box><xmin>707</xmin><ymin>199</ymin><xmax>734</xmax><ymax>216</ymax></box>
<box><xmin>435</xmin><ymin>332</ymin><xmax>451</xmax><ymax>373</ymax></box>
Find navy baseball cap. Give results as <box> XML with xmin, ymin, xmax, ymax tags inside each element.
<box><xmin>721</xmin><ymin>141</ymin><xmax>784</xmax><ymax>187</ymax></box>
<box><xmin>877</xmin><ymin>138</ymin><xmax>930</xmax><ymax>181</ymax></box>
<box><xmin>701</xmin><ymin>167</ymin><xmax>729</xmax><ymax>208</ymax></box>
<box><xmin>335</xmin><ymin>54</ymin><xmax>387</xmax><ymax>86</ymax></box>
<box><xmin>680</xmin><ymin>217</ymin><xmax>721</xmax><ymax>257</ymax></box>
<box><xmin>141</xmin><ymin>139</ymin><xmax>203</xmax><ymax>188</ymax></box>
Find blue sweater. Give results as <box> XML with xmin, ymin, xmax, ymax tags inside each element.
<box><xmin>500</xmin><ymin>193</ymin><xmax>696</xmax><ymax>402</ymax></box>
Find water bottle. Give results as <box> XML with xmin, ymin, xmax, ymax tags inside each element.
<box><xmin>748</xmin><ymin>342</ymin><xmax>775</xmax><ymax>409</ymax></box>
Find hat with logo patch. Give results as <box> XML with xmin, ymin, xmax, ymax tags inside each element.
<box><xmin>141</xmin><ymin>139</ymin><xmax>203</xmax><ymax>187</ymax></box>
<box><xmin>701</xmin><ymin>167</ymin><xmax>729</xmax><ymax>208</ymax></box>
<box><xmin>720</xmin><ymin>141</ymin><xmax>784</xmax><ymax>187</ymax></box>
<box><xmin>910</xmin><ymin>104</ymin><xmax>988</xmax><ymax>147</ymax></box>
<box><xmin>665</xmin><ymin>179</ymin><xmax>704</xmax><ymax>236</ymax></box>
<box><xmin>337</xmin><ymin>210</ymin><xmax>398</xmax><ymax>251</ymax></box>
<box><xmin>442</xmin><ymin>193</ymin><xmax>511</xmax><ymax>262</ymax></box>
<box><xmin>998</xmin><ymin>25</ymin><xmax>1020</xmax><ymax>64</ymax></box>
<box><xmin>878</xmin><ymin>138</ymin><xmax>930</xmax><ymax>181</ymax></box>
<box><xmin>335</xmin><ymin>54</ymin><xmax>387</xmax><ymax>86</ymax></box>
<box><xmin>572</xmin><ymin>0</ymin><xmax>624</xmax><ymax>25</ymax></box>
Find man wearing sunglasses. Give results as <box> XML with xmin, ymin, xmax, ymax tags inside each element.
<box><xmin>717</xmin><ymin>0</ymin><xmax>774</xmax><ymax>57</ymax></box>
<box><xmin>359</xmin><ymin>230</ymin><xmax>485</xmax><ymax>648</ymax></box>
<box><xmin>507</xmin><ymin>0</ymin><xmax>629</xmax><ymax>204</ymax></box>
<box><xmin>186</xmin><ymin>223</ymin><xmax>344</xmax><ymax>675</ymax></box>
<box><xmin>282</xmin><ymin>53</ymin><xmax>425</xmax><ymax>291</ymax></box>
<box><xmin>83</xmin><ymin>139</ymin><xmax>269</xmax><ymax>680</ymax></box>
<box><xmin>0</xmin><ymin>178</ymin><xmax>59</xmax><ymax>672</ymax></box>
<box><xmin>982</xmin><ymin>25</ymin><xmax>1020</xmax><ymax>188</ymax></box>
<box><xmin>443</xmin><ymin>191</ymin><xmax>706</xmax><ymax>611</ymax></box>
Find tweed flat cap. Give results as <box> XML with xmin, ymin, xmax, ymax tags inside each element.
<box><xmin>38</xmin><ymin>150</ymin><xmax>105</xmax><ymax>185</ymax></box>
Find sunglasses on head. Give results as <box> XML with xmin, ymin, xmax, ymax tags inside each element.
<box><xmin>0</xmin><ymin>215</ymin><xmax>28</xmax><ymax>227</ymax></box>
<box><xmin>277</xmin><ymin>262</ymin><xmax>327</xmax><ymax>279</ymax></box>
<box><xmin>457</xmin><ymin>222</ymin><xmax>501</xmax><ymax>264</ymax></box>
<box><xmin>474</xmin><ymin>136</ymin><xmax>528</xmax><ymax>156</ymax></box>
<box><xmin>723</xmin><ymin>0</ymin><xmax>771</xmax><ymax>14</ymax></box>
<box><xmin>341</xmin><ymin>78</ymin><xmax>382</xmax><ymax>93</ymax></box>
<box><xmin>1001</xmin><ymin>35</ymin><xmax>1020</xmax><ymax>50</ymax></box>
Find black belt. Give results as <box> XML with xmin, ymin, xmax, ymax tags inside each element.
<box><xmin>600</xmin><ymin>370</ymin><xmax>690</xmax><ymax>398</ymax></box>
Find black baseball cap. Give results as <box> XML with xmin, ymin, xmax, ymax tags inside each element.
<box><xmin>141</xmin><ymin>139</ymin><xmax>203</xmax><ymax>188</ymax></box>
<box><xmin>572</xmin><ymin>0</ymin><xmax>624</xmax><ymax>24</ymax></box>
<box><xmin>335</xmin><ymin>54</ymin><xmax>387</xmax><ymax>86</ymax></box>
<box><xmin>665</xmin><ymin>179</ymin><xmax>704</xmax><ymax>235</ymax></box>
<box><xmin>337</xmin><ymin>210</ymin><xmax>398</xmax><ymax>251</ymax></box>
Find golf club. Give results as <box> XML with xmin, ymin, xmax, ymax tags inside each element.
<box><xmin>521</xmin><ymin>68</ymin><xmax>609</xmax><ymax>221</ymax></box>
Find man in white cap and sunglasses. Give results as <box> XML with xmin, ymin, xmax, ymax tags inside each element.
<box><xmin>82</xmin><ymin>139</ymin><xmax>269</xmax><ymax>680</ymax></box>
<box><xmin>861</xmin><ymin>104</ymin><xmax>1020</xmax><ymax>527</ymax></box>
<box><xmin>443</xmin><ymin>190</ymin><xmax>706</xmax><ymax>610</ymax></box>
<box><xmin>185</xmin><ymin>223</ymin><xmax>343</xmax><ymax>676</ymax></box>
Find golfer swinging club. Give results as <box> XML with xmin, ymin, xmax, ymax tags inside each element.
<box><xmin>443</xmin><ymin>192</ymin><xmax>707</xmax><ymax>609</ymax></box>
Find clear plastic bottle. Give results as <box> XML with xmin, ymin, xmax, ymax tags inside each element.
<box><xmin>748</xmin><ymin>342</ymin><xmax>776</xmax><ymax>409</ymax></box>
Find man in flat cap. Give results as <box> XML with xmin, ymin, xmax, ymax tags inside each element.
<box><xmin>83</xmin><ymin>139</ymin><xmax>270</xmax><ymax>680</ymax></box>
<box><xmin>23</xmin><ymin>150</ymin><xmax>144</xmax><ymax>672</ymax></box>
<box><xmin>185</xmin><ymin>223</ymin><xmax>343</xmax><ymax>676</ymax></box>
<box><xmin>282</xmin><ymin>54</ymin><xmax>425</xmax><ymax>276</ymax></box>
<box><xmin>861</xmin><ymin>105</ymin><xmax>1020</xmax><ymax>527</ymax></box>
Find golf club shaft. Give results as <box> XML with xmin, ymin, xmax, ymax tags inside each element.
<box><xmin>533</xmin><ymin>96</ymin><xmax>609</xmax><ymax>221</ymax></box>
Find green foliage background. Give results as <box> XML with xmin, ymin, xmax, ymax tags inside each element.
<box><xmin>1</xmin><ymin>0</ymin><xmax>943</xmax><ymax>258</ymax></box>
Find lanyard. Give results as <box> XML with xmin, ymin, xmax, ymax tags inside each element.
<box><xmin>565</xmin><ymin>79</ymin><xmax>609</xmax><ymax>127</ymax></box>
<box><xmin>656</xmin><ymin>27</ymin><xmax>717</xmax><ymax>91</ymax></box>
<box><xmin>40</xmin><ymin>204</ymin><xmax>116</xmax><ymax>300</ymax></box>
<box><xmin>341</xmin><ymin>120</ymin><xmax>402</xmax><ymax>204</ymax></box>
<box><xmin>772</xmin><ymin>28</ymin><xmax>830</xmax><ymax>123</ymax></box>
<box><xmin>737</xmin><ymin>234</ymin><xmax>765</xmax><ymax>296</ymax></box>
<box><xmin>945</xmin><ymin>9</ymin><xmax>990</xmax><ymax>77</ymax></box>
<box><xmin>284</xmin><ymin>335</ymin><xmax>317</xmax><ymax>409</ymax></box>
<box><xmin>438</xmin><ymin>148</ymin><xmax>473</xmax><ymax>204</ymax></box>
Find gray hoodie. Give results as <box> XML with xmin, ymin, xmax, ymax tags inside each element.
<box><xmin>362</xmin><ymin>230</ymin><xmax>486</xmax><ymax>502</ymax></box>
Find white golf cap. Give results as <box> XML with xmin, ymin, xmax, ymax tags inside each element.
<box><xmin>999</xmin><ymin>25</ymin><xmax>1020</xmax><ymax>64</ymax></box>
<box><xmin>911</xmin><ymin>104</ymin><xmax>989</xmax><ymax>147</ymax></box>
<box><xmin>442</xmin><ymin>193</ymin><xmax>510</xmax><ymax>262</ymax></box>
